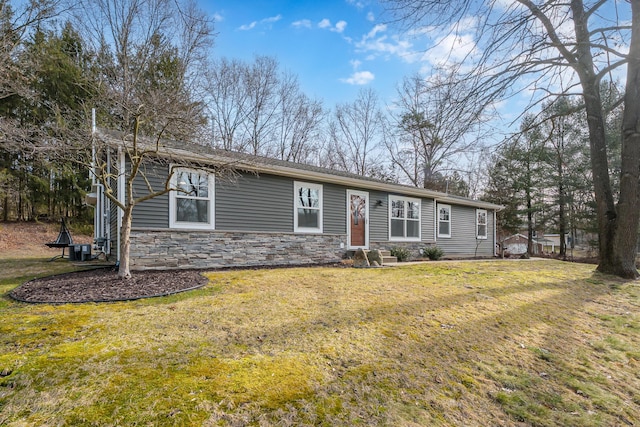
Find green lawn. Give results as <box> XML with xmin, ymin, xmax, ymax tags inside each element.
<box><xmin>1</xmin><ymin>258</ymin><xmax>639</xmax><ymax>426</ymax></box>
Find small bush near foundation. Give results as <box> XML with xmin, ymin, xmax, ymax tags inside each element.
<box><xmin>423</xmin><ymin>246</ymin><xmax>444</xmax><ymax>260</ymax></box>
<box><xmin>390</xmin><ymin>247</ymin><xmax>412</xmax><ymax>262</ymax></box>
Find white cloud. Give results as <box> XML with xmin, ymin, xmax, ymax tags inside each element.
<box><xmin>318</xmin><ymin>18</ymin><xmax>331</xmax><ymax>29</ymax></box>
<box><xmin>238</xmin><ymin>15</ymin><xmax>282</xmax><ymax>31</ymax></box>
<box><xmin>367</xmin><ymin>12</ymin><xmax>375</xmax><ymax>22</ymax></box>
<box><xmin>292</xmin><ymin>19</ymin><xmax>312</xmax><ymax>29</ymax></box>
<box><xmin>340</xmin><ymin>71</ymin><xmax>375</xmax><ymax>85</ymax></box>
<box><xmin>212</xmin><ymin>12</ymin><xmax>224</xmax><ymax>22</ymax></box>
<box><xmin>263</xmin><ymin>15</ymin><xmax>282</xmax><ymax>24</ymax></box>
<box><xmin>365</xmin><ymin>24</ymin><xmax>387</xmax><ymax>39</ymax></box>
<box><xmin>334</xmin><ymin>20</ymin><xmax>347</xmax><ymax>33</ymax></box>
<box><xmin>318</xmin><ymin>18</ymin><xmax>347</xmax><ymax>33</ymax></box>
<box><xmin>346</xmin><ymin>0</ymin><xmax>365</xmax><ymax>9</ymax></box>
<box><xmin>239</xmin><ymin>21</ymin><xmax>257</xmax><ymax>31</ymax></box>
<box><xmin>425</xmin><ymin>33</ymin><xmax>478</xmax><ymax>67</ymax></box>
<box><xmin>350</xmin><ymin>59</ymin><xmax>362</xmax><ymax>69</ymax></box>
<box><xmin>355</xmin><ymin>26</ymin><xmax>420</xmax><ymax>63</ymax></box>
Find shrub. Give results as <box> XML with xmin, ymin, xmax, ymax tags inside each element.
<box><xmin>390</xmin><ymin>247</ymin><xmax>412</xmax><ymax>262</ymax></box>
<box><xmin>423</xmin><ymin>246</ymin><xmax>444</xmax><ymax>260</ymax></box>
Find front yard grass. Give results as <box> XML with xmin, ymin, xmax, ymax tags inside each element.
<box><xmin>1</xmin><ymin>259</ymin><xmax>639</xmax><ymax>426</ymax></box>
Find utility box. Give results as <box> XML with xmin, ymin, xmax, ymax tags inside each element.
<box><xmin>80</xmin><ymin>244</ymin><xmax>91</xmax><ymax>261</ymax></box>
<box><xmin>70</xmin><ymin>244</ymin><xmax>92</xmax><ymax>261</ymax></box>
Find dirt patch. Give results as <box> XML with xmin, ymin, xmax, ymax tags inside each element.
<box><xmin>10</xmin><ymin>268</ymin><xmax>209</xmax><ymax>304</ymax></box>
<box><xmin>0</xmin><ymin>221</ymin><xmax>92</xmax><ymax>258</ymax></box>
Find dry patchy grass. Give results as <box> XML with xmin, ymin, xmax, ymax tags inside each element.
<box><xmin>1</xmin><ymin>259</ymin><xmax>639</xmax><ymax>426</ymax></box>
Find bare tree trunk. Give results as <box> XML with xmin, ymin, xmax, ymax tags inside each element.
<box><xmin>558</xmin><ymin>153</ymin><xmax>566</xmax><ymax>259</ymax></box>
<box><xmin>118</xmin><ymin>206</ymin><xmax>133</xmax><ymax>279</ymax></box>
<box><xmin>526</xmin><ymin>190</ymin><xmax>534</xmax><ymax>256</ymax></box>
<box><xmin>570</xmin><ymin>0</ymin><xmax>621</xmax><ymax>274</ymax></box>
<box><xmin>610</xmin><ymin>1</ymin><xmax>640</xmax><ymax>278</ymax></box>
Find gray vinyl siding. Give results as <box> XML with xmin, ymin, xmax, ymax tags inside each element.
<box><xmin>323</xmin><ymin>183</ymin><xmax>346</xmax><ymax>234</ymax></box>
<box><xmin>217</xmin><ymin>174</ymin><xmax>346</xmax><ymax>234</ymax></box>
<box><xmin>131</xmin><ymin>162</ymin><xmax>169</xmax><ymax>229</ymax></box>
<box><xmin>124</xmin><ymin>159</ymin><xmax>495</xmax><ymax>257</ymax></box>
<box><xmin>436</xmin><ymin>204</ymin><xmax>495</xmax><ymax>257</ymax></box>
<box><xmin>216</xmin><ymin>173</ymin><xmax>292</xmax><ymax>232</ymax></box>
<box><xmin>422</xmin><ymin>198</ymin><xmax>435</xmax><ymax>242</ymax></box>
<box><xmin>369</xmin><ymin>190</ymin><xmax>389</xmax><ymax>242</ymax></box>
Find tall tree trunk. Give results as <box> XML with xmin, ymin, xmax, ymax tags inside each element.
<box><xmin>558</xmin><ymin>157</ymin><xmax>566</xmax><ymax>259</ymax></box>
<box><xmin>611</xmin><ymin>0</ymin><xmax>640</xmax><ymax>279</ymax></box>
<box><xmin>526</xmin><ymin>188</ymin><xmax>534</xmax><ymax>255</ymax></box>
<box><xmin>571</xmin><ymin>0</ymin><xmax>620</xmax><ymax>274</ymax></box>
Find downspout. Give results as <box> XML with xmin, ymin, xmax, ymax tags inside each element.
<box><xmin>91</xmin><ymin>109</ymin><xmax>99</xmax><ymax>243</ymax></box>
<box><xmin>433</xmin><ymin>200</ymin><xmax>438</xmax><ymax>244</ymax></box>
<box><xmin>91</xmin><ymin>109</ymin><xmax>96</xmax><ymax>186</ymax></box>
<box><xmin>493</xmin><ymin>210</ymin><xmax>497</xmax><ymax>257</ymax></box>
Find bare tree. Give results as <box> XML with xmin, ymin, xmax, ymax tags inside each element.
<box><xmin>328</xmin><ymin>87</ymin><xmax>386</xmax><ymax>176</ymax></box>
<box><xmin>244</xmin><ymin>55</ymin><xmax>279</xmax><ymax>155</ymax></box>
<box><xmin>271</xmin><ymin>72</ymin><xmax>324</xmax><ymax>163</ymax></box>
<box><xmin>385</xmin><ymin>0</ymin><xmax>639</xmax><ymax>278</ymax></box>
<box><xmin>386</xmin><ymin>70</ymin><xmax>490</xmax><ymax>189</ymax></box>
<box><xmin>71</xmin><ymin>0</ymin><xmax>215</xmax><ymax>279</ymax></box>
<box><xmin>204</xmin><ymin>56</ymin><xmax>325</xmax><ymax>163</ymax></box>
<box><xmin>204</xmin><ymin>57</ymin><xmax>251</xmax><ymax>152</ymax></box>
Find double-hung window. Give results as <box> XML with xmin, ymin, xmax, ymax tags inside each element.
<box><xmin>389</xmin><ymin>195</ymin><xmax>421</xmax><ymax>241</ymax></box>
<box><xmin>294</xmin><ymin>181</ymin><xmax>323</xmax><ymax>233</ymax></box>
<box><xmin>438</xmin><ymin>204</ymin><xmax>451</xmax><ymax>238</ymax></box>
<box><xmin>476</xmin><ymin>209</ymin><xmax>488</xmax><ymax>239</ymax></box>
<box><xmin>169</xmin><ymin>167</ymin><xmax>215</xmax><ymax>230</ymax></box>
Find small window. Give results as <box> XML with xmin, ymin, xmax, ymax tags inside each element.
<box><xmin>477</xmin><ymin>209</ymin><xmax>488</xmax><ymax>239</ymax></box>
<box><xmin>438</xmin><ymin>204</ymin><xmax>451</xmax><ymax>238</ymax></box>
<box><xmin>294</xmin><ymin>181</ymin><xmax>323</xmax><ymax>233</ymax></box>
<box><xmin>389</xmin><ymin>195</ymin><xmax>421</xmax><ymax>241</ymax></box>
<box><xmin>169</xmin><ymin>167</ymin><xmax>215</xmax><ymax>229</ymax></box>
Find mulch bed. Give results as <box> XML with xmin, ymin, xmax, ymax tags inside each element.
<box><xmin>9</xmin><ymin>268</ymin><xmax>209</xmax><ymax>304</ymax></box>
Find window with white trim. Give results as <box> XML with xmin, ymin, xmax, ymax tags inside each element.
<box><xmin>389</xmin><ymin>195</ymin><xmax>421</xmax><ymax>241</ymax></box>
<box><xmin>294</xmin><ymin>181</ymin><xmax>323</xmax><ymax>233</ymax></box>
<box><xmin>438</xmin><ymin>204</ymin><xmax>451</xmax><ymax>238</ymax></box>
<box><xmin>169</xmin><ymin>168</ymin><xmax>215</xmax><ymax>229</ymax></box>
<box><xmin>476</xmin><ymin>209</ymin><xmax>488</xmax><ymax>239</ymax></box>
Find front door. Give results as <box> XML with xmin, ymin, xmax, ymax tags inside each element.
<box><xmin>347</xmin><ymin>190</ymin><xmax>369</xmax><ymax>249</ymax></box>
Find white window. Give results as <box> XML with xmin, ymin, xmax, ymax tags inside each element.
<box><xmin>476</xmin><ymin>209</ymin><xmax>488</xmax><ymax>239</ymax></box>
<box><xmin>294</xmin><ymin>181</ymin><xmax>323</xmax><ymax>233</ymax></box>
<box><xmin>169</xmin><ymin>167</ymin><xmax>215</xmax><ymax>230</ymax></box>
<box><xmin>389</xmin><ymin>195</ymin><xmax>421</xmax><ymax>241</ymax></box>
<box><xmin>438</xmin><ymin>204</ymin><xmax>451</xmax><ymax>238</ymax></box>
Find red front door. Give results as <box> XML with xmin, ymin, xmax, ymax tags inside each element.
<box><xmin>349</xmin><ymin>192</ymin><xmax>367</xmax><ymax>247</ymax></box>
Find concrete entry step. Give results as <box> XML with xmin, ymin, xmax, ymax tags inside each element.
<box><xmin>347</xmin><ymin>249</ymin><xmax>398</xmax><ymax>265</ymax></box>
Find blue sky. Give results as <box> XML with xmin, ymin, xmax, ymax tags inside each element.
<box><xmin>201</xmin><ymin>0</ymin><xmax>435</xmax><ymax>109</ymax></box>
<box><xmin>200</xmin><ymin>0</ymin><xmax>630</xmax><ymax>136</ymax></box>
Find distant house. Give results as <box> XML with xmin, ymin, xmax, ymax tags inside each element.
<box><xmin>89</xmin><ymin>132</ymin><xmax>503</xmax><ymax>270</ymax></box>
<box><xmin>502</xmin><ymin>234</ymin><xmax>543</xmax><ymax>256</ymax></box>
<box><xmin>539</xmin><ymin>233</ymin><xmax>569</xmax><ymax>253</ymax></box>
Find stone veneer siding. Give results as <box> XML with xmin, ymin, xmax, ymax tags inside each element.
<box><xmin>129</xmin><ymin>229</ymin><xmax>346</xmax><ymax>270</ymax></box>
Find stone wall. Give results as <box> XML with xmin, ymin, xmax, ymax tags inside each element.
<box><xmin>129</xmin><ymin>229</ymin><xmax>346</xmax><ymax>270</ymax></box>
